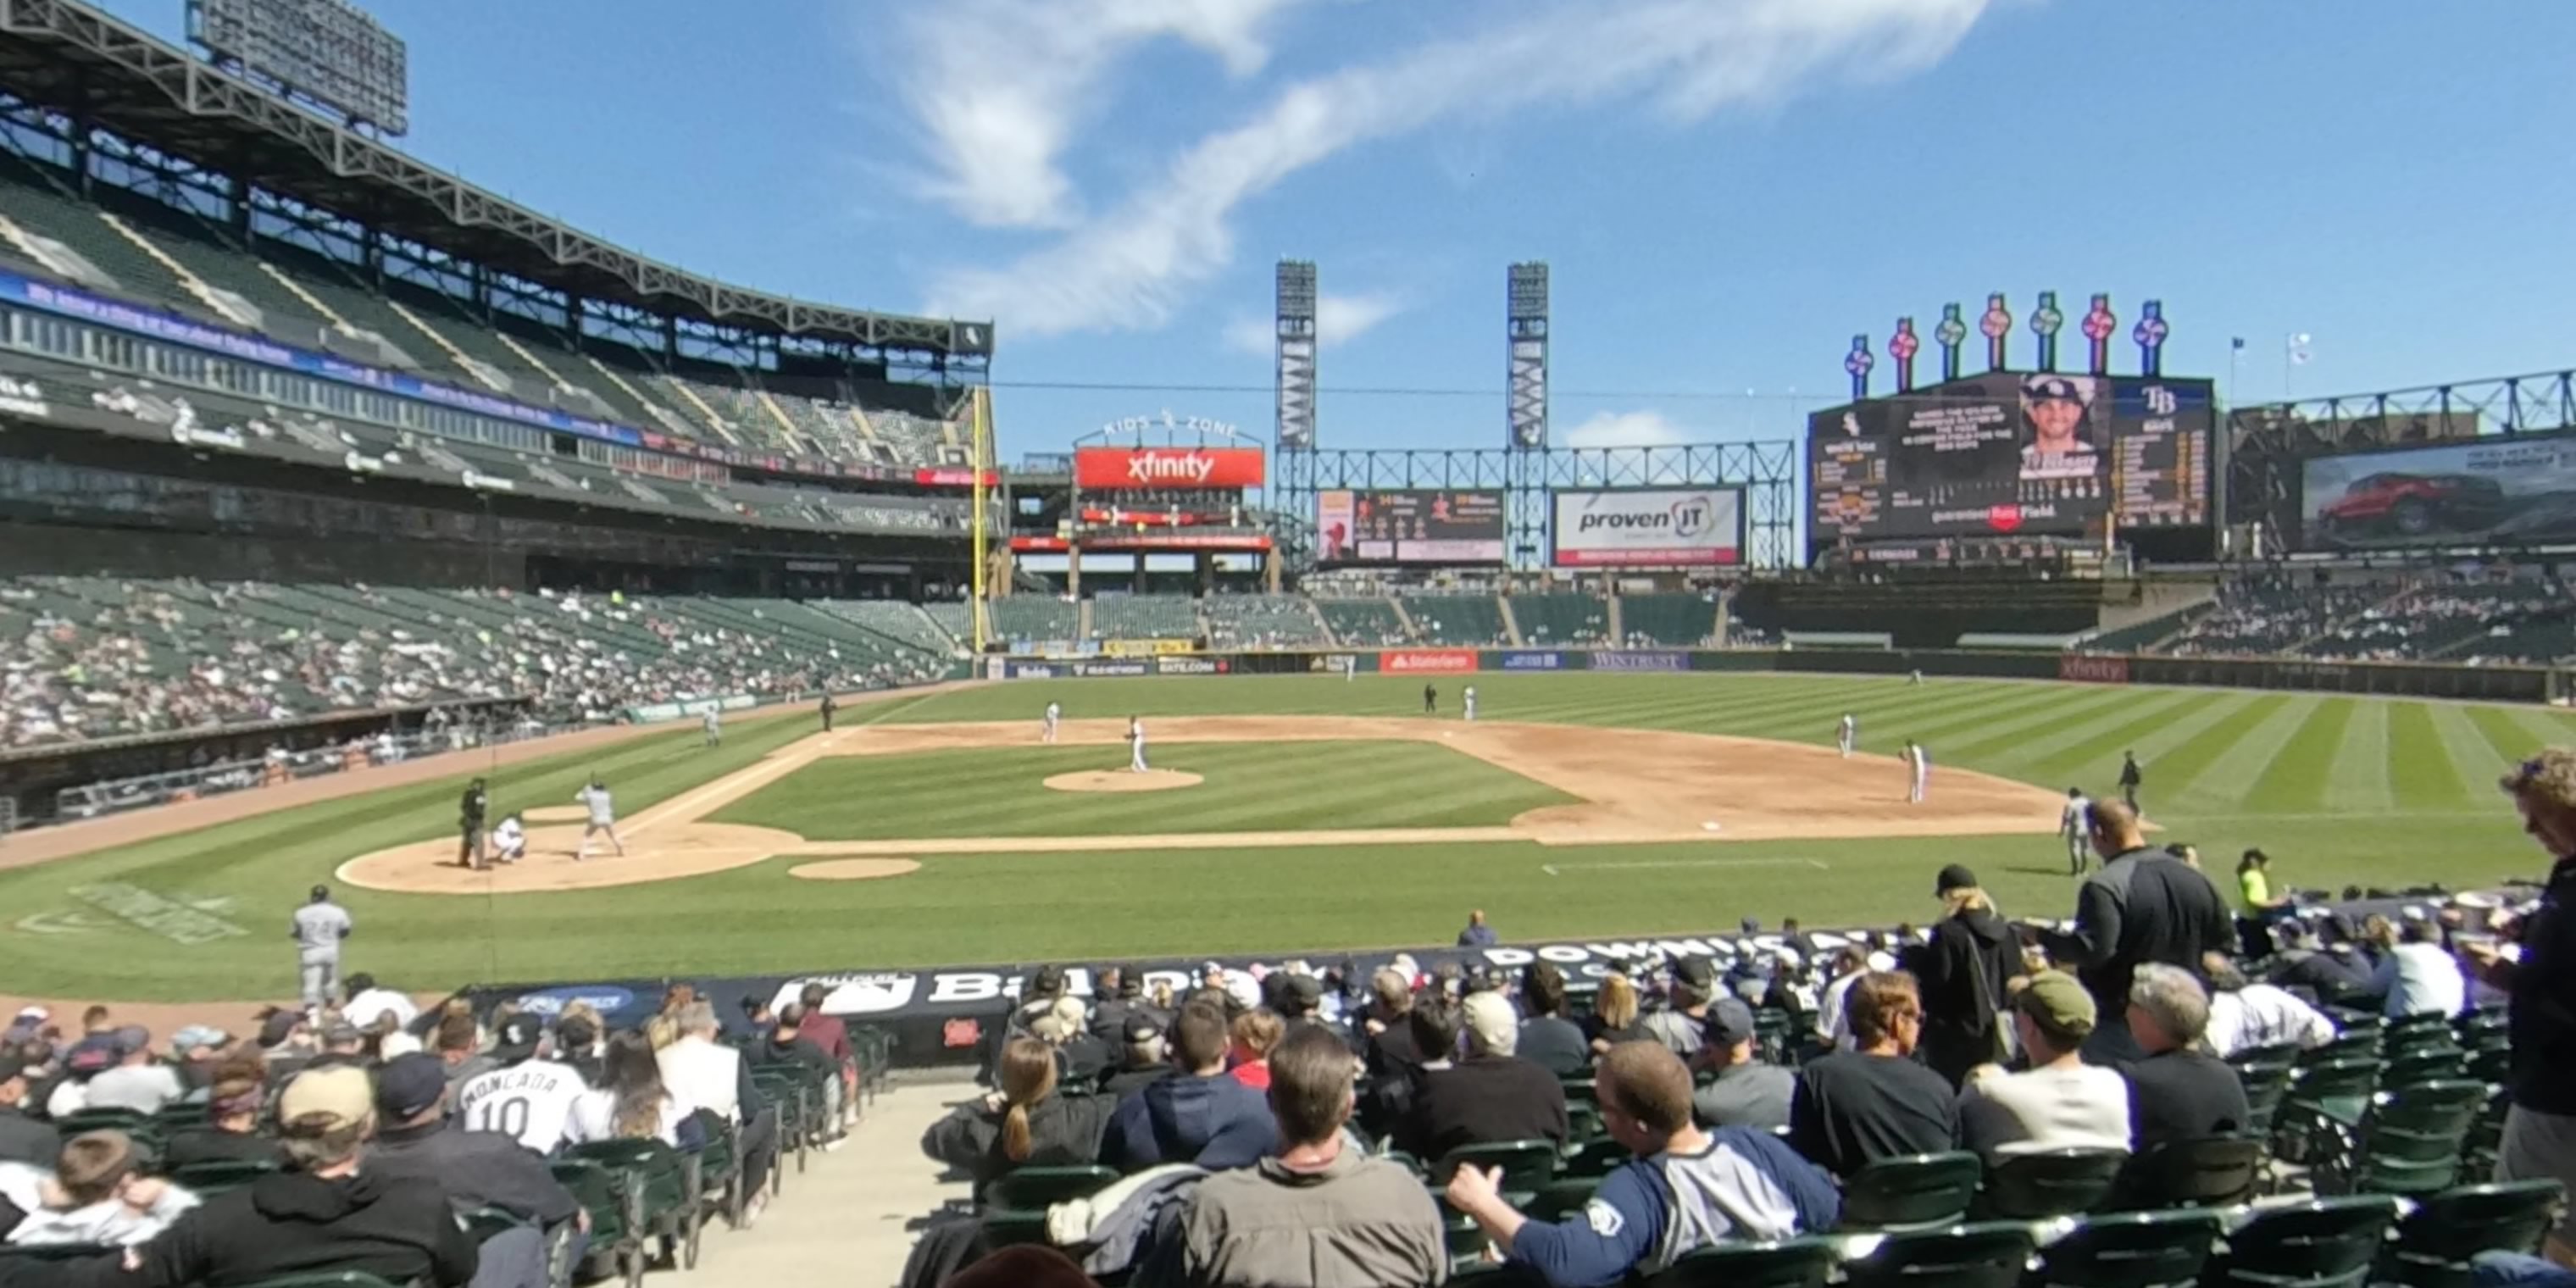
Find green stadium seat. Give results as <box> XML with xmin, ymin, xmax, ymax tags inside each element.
<box><xmin>2325</xmin><ymin>1080</ymin><xmax>2490</xmax><ymax>1196</ymax></box>
<box><xmin>2028</xmin><ymin>1208</ymin><xmax>2223</xmax><ymax>1288</ymax></box>
<box><xmin>1646</xmin><ymin>1235</ymin><xmax>1844</xmax><ymax>1288</ymax></box>
<box><xmin>2202</xmin><ymin>1196</ymin><xmax>2401</xmax><ymax>1288</ymax></box>
<box><xmin>1840</xmin><ymin>1221</ymin><xmax>2035</xmax><ymax>1288</ymax></box>
<box><xmin>2112</xmin><ymin>1135</ymin><xmax>2263</xmax><ymax>1210</ymax></box>
<box><xmin>1975</xmin><ymin>1146</ymin><xmax>2128</xmax><ymax>1219</ymax></box>
<box><xmin>1835</xmin><ymin>1151</ymin><xmax>1983</xmax><ymax>1231</ymax></box>
<box><xmin>2379</xmin><ymin>1180</ymin><xmax>2568</xmax><ymax>1288</ymax></box>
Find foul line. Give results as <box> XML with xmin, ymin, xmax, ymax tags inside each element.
<box><xmin>1541</xmin><ymin>858</ymin><xmax>1832</xmax><ymax>877</ymax></box>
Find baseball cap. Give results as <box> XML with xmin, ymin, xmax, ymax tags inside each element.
<box><xmin>258</xmin><ymin>1010</ymin><xmax>305</xmax><ymax>1048</ymax></box>
<box><xmin>278</xmin><ymin>1065</ymin><xmax>373</xmax><ymax>1133</ymax></box>
<box><xmin>1461</xmin><ymin>991</ymin><xmax>1518</xmax><ymax>1057</ymax></box>
<box><xmin>491</xmin><ymin>1013</ymin><xmax>546</xmax><ymax>1062</ymax></box>
<box><xmin>374</xmin><ymin>1052</ymin><xmax>447</xmax><ymax>1120</ymax></box>
<box><xmin>1121</xmin><ymin>1013</ymin><xmax>1164</xmax><ymax>1044</ymax></box>
<box><xmin>1671</xmin><ymin>956</ymin><xmax>1718</xmax><ymax>993</ymax></box>
<box><xmin>1702</xmin><ymin>997</ymin><xmax>1758</xmax><ymax>1049</ymax></box>
<box><xmin>2024</xmin><ymin>375</ymin><xmax>2085</xmax><ymax>402</ymax></box>
<box><xmin>12</xmin><ymin>1006</ymin><xmax>45</xmax><ymax>1025</ymax></box>
<box><xmin>2013</xmin><ymin>970</ymin><xmax>2096</xmax><ymax>1040</ymax></box>
<box><xmin>1273</xmin><ymin>973</ymin><xmax>1323</xmax><ymax>1015</ymax></box>
<box><xmin>319</xmin><ymin>1021</ymin><xmax>362</xmax><ymax>1048</ymax></box>
<box><xmin>1935</xmin><ymin>863</ymin><xmax>1980</xmax><ymax>896</ymax></box>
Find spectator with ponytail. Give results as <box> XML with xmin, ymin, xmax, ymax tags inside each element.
<box><xmin>920</xmin><ymin>1037</ymin><xmax>1113</xmax><ymax>1191</ymax></box>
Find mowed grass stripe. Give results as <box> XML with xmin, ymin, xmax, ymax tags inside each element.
<box><xmin>2144</xmin><ymin>694</ymin><xmax>2293</xmax><ymax>813</ymax></box>
<box><xmin>2327</xmin><ymin>700</ymin><xmax>2396</xmax><ymax>814</ymax></box>
<box><xmin>2001</xmin><ymin>688</ymin><xmax>2218</xmax><ymax>783</ymax></box>
<box><xmin>2464</xmin><ymin>705</ymin><xmax>2545</xmax><ymax>768</ymax></box>
<box><xmin>1943</xmin><ymin>685</ymin><xmax>2164</xmax><ymax>763</ymax></box>
<box><xmin>1897</xmin><ymin>683</ymin><xmax>2146</xmax><ymax>757</ymax></box>
<box><xmin>2388</xmin><ymin>702</ymin><xmax>2468</xmax><ymax>810</ymax></box>
<box><xmin>2243</xmin><ymin>699</ymin><xmax>2357</xmax><ymax>813</ymax></box>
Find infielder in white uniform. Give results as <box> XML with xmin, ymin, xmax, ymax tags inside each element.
<box><xmin>1905</xmin><ymin>741</ymin><xmax>1929</xmax><ymax>804</ymax></box>
<box><xmin>702</xmin><ymin>707</ymin><xmax>722</xmax><ymax>747</ymax></box>
<box><xmin>1837</xmin><ymin>713</ymin><xmax>1857</xmax><ymax>758</ymax></box>
<box><xmin>1463</xmin><ymin>686</ymin><xmax>1478</xmax><ymax>722</ymax></box>
<box><xmin>1043</xmin><ymin>702</ymin><xmax>1061</xmax><ymax>744</ymax></box>
<box><xmin>2059</xmin><ymin>788</ymin><xmax>2092</xmax><ymax>874</ymax></box>
<box><xmin>575</xmin><ymin>779</ymin><xmax>625</xmax><ymax>860</ymax></box>
<box><xmin>1127</xmin><ymin>716</ymin><xmax>1148</xmax><ymax>773</ymax></box>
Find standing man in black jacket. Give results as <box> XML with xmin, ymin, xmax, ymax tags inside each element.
<box><xmin>365</xmin><ymin>1054</ymin><xmax>582</xmax><ymax>1288</ymax></box>
<box><xmin>0</xmin><ymin>1052</ymin><xmax>58</xmax><ymax>1166</ymax></box>
<box><xmin>2118</xmin><ymin>752</ymin><xmax>2144</xmax><ymax>812</ymax></box>
<box><xmin>63</xmin><ymin>1065</ymin><xmax>477</xmax><ymax>1288</ymax></box>
<box><xmin>1907</xmin><ymin>865</ymin><xmax>2025</xmax><ymax>1087</ymax></box>
<box><xmin>2043</xmin><ymin>798</ymin><xmax>2234</xmax><ymax>1065</ymax></box>
<box><xmin>2471</xmin><ymin>750</ymin><xmax>2576</xmax><ymax>1267</ymax></box>
<box><xmin>458</xmin><ymin>778</ymin><xmax>489</xmax><ymax>870</ymax></box>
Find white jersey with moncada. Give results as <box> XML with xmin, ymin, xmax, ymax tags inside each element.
<box><xmin>454</xmin><ymin>1058</ymin><xmax>587</xmax><ymax>1154</ymax></box>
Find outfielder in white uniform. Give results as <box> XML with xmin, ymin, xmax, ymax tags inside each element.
<box><xmin>1043</xmin><ymin>702</ymin><xmax>1061</xmax><ymax>744</ymax></box>
<box><xmin>1837</xmin><ymin>714</ymin><xmax>1857</xmax><ymax>758</ymax></box>
<box><xmin>1463</xmin><ymin>686</ymin><xmax>1478</xmax><ymax>722</ymax></box>
<box><xmin>490</xmin><ymin>814</ymin><xmax>527</xmax><ymax>864</ymax></box>
<box><xmin>702</xmin><ymin>708</ymin><xmax>722</xmax><ymax>747</ymax></box>
<box><xmin>575</xmin><ymin>780</ymin><xmax>625</xmax><ymax>860</ymax></box>
<box><xmin>2060</xmin><ymin>789</ymin><xmax>2092</xmax><ymax>874</ymax></box>
<box><xmin>1127</xmin><ymin>716</ymin><xmax>1148</xmax><ymax>773</ymax></box>
<box><xmin>1905</xmin><ymin>741</ymin><xmax>1929</xmax><ymax>804</ymax></box>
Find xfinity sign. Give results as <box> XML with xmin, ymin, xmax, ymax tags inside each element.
<box><xmin>1074</xmin><ymin>446</ymin><xmax>1266</xmax><ymax>490</ymax></box>
<box><xmin>1552</xmin><ymin>487</ymin><xmax>1744</xmax><ymax>567</ymax></box>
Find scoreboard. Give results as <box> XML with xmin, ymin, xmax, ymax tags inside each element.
<box><xmin>1809</xmin><ymin>373</ymin><xmax>2212</xmax><ymax>541</ymax></box>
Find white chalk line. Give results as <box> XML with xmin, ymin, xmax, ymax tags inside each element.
<box><xmin>1541</xmin><ymin>857</ymin><xmax>1833</xmax><ymax>877</ymax></box>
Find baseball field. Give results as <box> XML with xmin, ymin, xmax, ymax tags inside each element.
<box><xmin>5</xmin><ymin>670</ymin><xmax>2571</xmax><ymax>1005</ymax></box>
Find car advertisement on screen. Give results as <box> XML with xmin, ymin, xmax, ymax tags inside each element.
<box><xmin>2301</xmin><ymin>435</ymin><xmax>2576</xmax><ymax>549</ymax></box>
<box><xmin>1550</xmin><ymin>488</ymin><xmax>1744</xmax><ymax>567</ymax></box>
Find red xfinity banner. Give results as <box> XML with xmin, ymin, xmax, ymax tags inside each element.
<box><xmin>1075</xmin><ymin>447</ymin><xmax>1266</xmax><ymax>490</ymax></box>
<box><xmin>1380</xmin><ymin>648</ymin><xmax>1479</xmax><ymax>675</ymax></box>
<box><xmin>2059</xmin><ymin>654</ymin><xmax>2130</xmax><ymax>684</ymax></box>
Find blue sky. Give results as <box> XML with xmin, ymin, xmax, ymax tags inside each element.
<box><xmin>92</xmin><ymin>0</ymin><xmax>2576</xmax><ymax>461</ymax></box>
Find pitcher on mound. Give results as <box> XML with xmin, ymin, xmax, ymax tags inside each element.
<box><xmin>1127</xmin><ymin>716</ymin><xmax>1149</xmax><ymax>773</ymax></box>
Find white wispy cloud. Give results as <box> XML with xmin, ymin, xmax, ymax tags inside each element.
<box><xmin>1563</xmin><ymin>409</ymin><xmax>1694</xmax><ymax>449</ymax></box>
<box><xmin>908</xmin><ymin>0</ymin><xmax>1995</xmax><ymax>331</ymax></box>
<box><xmin>1220</xmin><ymin>290</ymin><xmax>1409</xmax><ymax>355</ymax></box>
<box><xmin>889</xmin><ymin>0</ymin><xmax>1307</xmax><ymax>230</ymax></box>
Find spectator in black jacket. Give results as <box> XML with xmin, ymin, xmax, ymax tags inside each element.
<box><xmin>61</xmin><ymin>1065</ymin><xmax>477</xmax><ymax>1288</ymax></box>
<box><xmin>921</xmin><ymin>1037</ymin><xmax>1113</xmax><ymax>1193</ymax></box>
<box><xmin>2119</xmin><ymin>964</ymin><xmax>2250</xmax><ymax>1149</ymax></box>
<box><xmin>161</xmin><ymin>1069</ymin><xmax>285</xmax><ymax>1169</ymax></box>
<box><xmin>1789</xmin><ymin>971</ymin><xmax>1958</xmax><ymax>1177</ymax></box>
<box><xmin>364</xmin><ymin>1054</ymin><xmax>581</xmax><ymax>1288</ymax></box>
<box><xmin>2044</xmin><ymin>799</ymin><xmax>2235</xmax><ymax>1064</ymax></box>
<box><xmin>763</xmin><ymin>1005</ymin><xmax>847</xmax><ymax>1133</ymax></box>
<box><xmin>1097</xmin><ymin>1013</ymin><xmax>1173</xmax><ymax>1102</ymax></box>
<box><xmin>2471</xmin><ymin>749</ymin><xmax>2576</xmax><ymax>1266</ymax></box>
<box><xmin>1395</xmin><ymin>991</ymin><xmax>1568</xmax><ymax>1160</ymax></box>
<box><xmin>1907</xmin><ymin>865</ymin><xmax>2026</xmax><ymax>1086</ymax></box>
<box><xmin>0</xmin><ymin>1052</ymin><xmax>57</xmax><ymax>1168</ymax></box>
<box><xmin>1515</xmin><ymin>963</ymin><xmax>1591</xmax><ymax>1078</ymax></box>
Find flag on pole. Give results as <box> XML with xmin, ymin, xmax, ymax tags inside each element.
<box><xmin>2286</xmin><ymin>332</ymin><xmax>2312</xmax><ymax>365</ymax></box>
<box><xmin>2230</xmin><ymin>336</ymin><xmax>2246</xmax><ymax>351</ymax></box>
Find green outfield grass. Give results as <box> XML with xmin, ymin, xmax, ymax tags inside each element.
<box><xmin>710</xmin><ymin>741</ymin><xmax>1574</xmax><ymax>840</ymax></box>
<box><xmin>3</xmin><ymin>671</ymin><xmax>2571</xmax><ymax>1001</ymax></box>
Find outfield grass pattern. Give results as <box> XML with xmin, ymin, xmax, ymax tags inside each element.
<box><xmin>3</xmin><ymin>673</ymin><xmax>2569</xmax><ymax>1000</ymax></box>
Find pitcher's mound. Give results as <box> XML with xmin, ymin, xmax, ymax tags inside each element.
<box><xmin>522</xmin><ymin>806</ymin><xmax>587</xmax><ymax>823</ymax></box>
<box><xmin>786</xmin><ymin>858</ymin><xmax>924</xmax><ymax>881</ymax></box>
<box><xmin>1044</xmin><ymin>769</ymin><xmax>1204</xmax><ymax>794</ymax></box>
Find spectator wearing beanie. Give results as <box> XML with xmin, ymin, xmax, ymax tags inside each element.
<box><xmin>163</xmin><ymin>1072</ymin><xmax>285</xmax><ymax>1169</ymax></box>
<box><xmin>1905</xmin><ymin>864</ymin><xmax>2024</xmax><ymax>1088</ymax></box>
<box><xmin>1691</xmin><ymin>998</ymin><xmax>1795</xmax><ymax>1131</ymax></box>
<box><xmin>1098</xmin><ymin>1013</ymin><xmax>1174</xmax><ymax>1102</ymax></box>
<box><xmin>1957</xmin><ymin>971</ymin><xmax>2130</xmax><ymax>1158</ymax></box>
<box><xmin>1395</xmin><ymin>991</ymin><xmax>1568</xmax><ymax>1160</ymax></box>
<box><xmin>1788</xmin><ymin>971</ymin><xmax>1959</xmax><ymax>1177</ymax></box>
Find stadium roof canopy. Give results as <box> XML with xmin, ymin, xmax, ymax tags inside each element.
<box><xmin>0</xmin><ymin>0</ymin><xmax>992</xmax><ymax>364</ymax></box>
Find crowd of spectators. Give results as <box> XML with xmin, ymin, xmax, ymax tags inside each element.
<box><xmin>2161</xmin><ymin>573</ymin><xmax>2393</xmax><ymax>657</ymax></box>
<box><xmin>0</xmin><ymin>578</ymin><xmax>946</xmax><ymax>750</ymax></box>
<box><xmin>0</xmin><ymin>975</ymin><xmax>863</xmax><ymax>1288</ymax></box>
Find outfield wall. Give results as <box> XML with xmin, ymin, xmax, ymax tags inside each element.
<box><xmin>990</xmin><ymin>645</ymin><xmax>2562</xmax><ymax>703</ymax></box>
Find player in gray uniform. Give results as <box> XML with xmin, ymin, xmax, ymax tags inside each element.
<box><xmin>702</xmin><ymin>707</ymin><xmax>722</xmax><ymax>747</ymax></box>
<box><xmin>575</xmin><ymin>778</ymin><xmax>626</xmax><ymax>860</ymax></box>
<box><xmin>291</xmin><ymin>885</ymin><xmax>352</xmax><ymax>1008</ymax></box>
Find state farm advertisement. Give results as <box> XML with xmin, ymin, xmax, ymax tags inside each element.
<box><xmin>1380</xmin><ymin>648</ymin><xmax>1479</xmax><ymax>675</ymax></box>
<box><xmin>1551</xmin><ymin>487</ymin><xmax>1744</xmax><ymax>567</ymax></box>
<box><xmin>1075</xmin><ymin>447</ymin><xmax>1266</xmax><ymax>490</ymax></box>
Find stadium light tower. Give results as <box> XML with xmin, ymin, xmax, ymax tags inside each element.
<box><xmin>1274</xmin><ymin>260</ymin><xmax>1318</xmax><ymax>580</ymax></box>
<box><xmin>1506</xmin><ymin>263</ymin><xmax>1551</xmax><ymax>569</ymax></box>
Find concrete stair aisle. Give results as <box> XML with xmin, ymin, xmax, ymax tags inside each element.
<box><xmin>1388</xmin><ymin>596</ymin><xmax>1421</xmax><ymax>641</ymax></box>
<box><xmin>94</xmin><ymin>214</ymin><xmax>260</xmax><ymax>327</ymax></box>
<box><xmin>1496</xmin><ymin>595</ymin><xmax>1525</xmax><ymax>647</ymax></box>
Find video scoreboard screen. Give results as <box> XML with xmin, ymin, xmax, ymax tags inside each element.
<box><xmin>1317</xmin><ymin>489</ymin><xmax>1507</xmax><ymax>564</ymax></box>
<box><xmin>1809</xmin><ymin>373</ymin><xmax>2211</xmax><ymax>541</ymax></box>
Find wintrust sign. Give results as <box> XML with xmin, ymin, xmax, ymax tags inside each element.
<box><xmin>1074</xmin><ymin>447</ymin><xmax>1266</xmax><ymax>490</ymax></box>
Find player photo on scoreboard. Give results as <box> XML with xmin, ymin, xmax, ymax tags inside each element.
<box><xmin>2019</xmin><ymin>374</ymin><xmax>2104</xmax><ymax>482</ymax></box>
